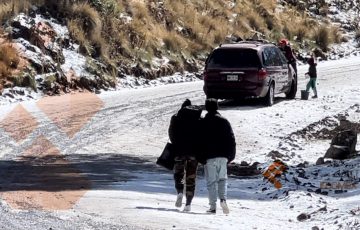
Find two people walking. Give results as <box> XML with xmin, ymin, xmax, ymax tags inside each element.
<box><xmin>168</xmin><ymin>98</ymin><xmax>236</xmax><ymax>214</ymax></box>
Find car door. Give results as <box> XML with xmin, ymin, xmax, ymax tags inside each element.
<box><xmin>275</xmin><ymin>47</ymin><xmax>291</xmax><ymax>91</ymax></box>
<box><xmin>263</xmin><ymin>47</ymin><xmax>282</xmax><ymax>93</ymax></box>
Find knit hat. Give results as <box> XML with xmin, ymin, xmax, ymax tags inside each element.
<box><xmin>205</xmin><ymin>98</ymin><xmax>218</xmax><ymax>112</ymax></box>
<box><xmin>279</xmin><ymin>38</ymin><xmax>288</xmax><ymax>46</ymax></box>
<box><xmin>181</xmin><ymin>99</ymin><xmax>191</xmax><ymax>108</ymax></box>
<box><xmin>307</xmin><ymin>56</ymin><xmax>315</xmax><ymax>65</ymax></box>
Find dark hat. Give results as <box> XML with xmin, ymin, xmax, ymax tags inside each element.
<box><xmin>307</xmin><ymin>57</ymin><xmax>315</xmax><ymax>65</ymax></box>
<box><xmin>181</xmin><ymin>99</ymin><xmax>191</xmax><ymax>108</ymax></box>
<box><xmin>205</xmin><ymin>98</ymin><xmax>218</xmax><ymax>112</ymax></box>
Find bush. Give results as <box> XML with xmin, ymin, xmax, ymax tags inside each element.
<box><xmin>355</xmin><ymin>30</ymin><xmax>360</xmax><ymax>47</ymax></box>
<box><xmin>163</xmin><ymin>31</ymin><xmax>186</xmax><ymax>52</ymax></box>
<box><xmin>331</xmin><ymin>27</ymin><xmax>342</xmax><ymax>44</ymax></box>
<box><xmin>313</xmin><ymin>25</ymin><xmax>330</xmax><ymax>51</ymax></box>
<box><xmin>295</xmin><ymin>25</ymin><xmax>307</xmax><ymax>42</ymax></box>
<box><xmin>0</xmin><ymin>44</ymin><xmax>20</xmax><ymax>68</ymax></box>
<box><xmin>0</xmin><ymin>62</ymin><xmax>10</xmax><ymax>80</ymax></box>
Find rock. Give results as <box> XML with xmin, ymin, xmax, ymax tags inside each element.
<box><xmin>4</xmin><ymin>81</ymin><xmax>14</xmax><ymax>88</ymax></box>
<box><xmin>297</xmin><ymin>213</ymin><xmax>310</xmax><ymax>222</ymax></box>
<box><xmin>324</xmin><ymin>130</ymin><xmax>357</xmax><ymax>160</ymax></box>
<box><xmin>21</xmin><ymin>74</ymin><xmax>33</xmax><ymax>88</ymax></box>
<box><xmin>11</xmin><ymin>20</ymin><xmax>31</xmax><ymax>40</ymax></box>
<box><xmin>312</xmin><ymin>226</ymin><xmax>320</xmax><ymax>230</ymax></box>
<box><xmin>227</xmin><ymin>162</ymin><xmax>261</xmax><ymax>177</ymax></box>
<box><xmin>267</xmin><ymin>150</ymin><xmax>285</xmax><ymax>159</ymax></box>
<box><xmin>316</xmin><ymin>157</ymin><xmax>325</xmax><ymax>165</ymax></box>
<box><xmin>240</xmin><ymin>161</ymin><xmax>249</xmax><ymax>166</ymax></box>
<box><xmin>79</xmin><ymin>77</ymin><xmax>93</xmax><ymax>91</ymax></box>
<box><xmin>29</xmin><ymin>21</ymin><xmax>65</xmax><ymax>64</ymax></box>
<box><xmin>4</xmin><ymin>93</ymin><xmax>14</xmax><ymax>98</ymax></box>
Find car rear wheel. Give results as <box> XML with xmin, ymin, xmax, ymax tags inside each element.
<box><xmin>285</xmin><ymin>76</ymin><xmax>297</xmax><ymax>99</ymax></box>
<box><xmin>264</xmin><ymin>83</ymin><xmax>275</xmax><ymax>106</ymax></box>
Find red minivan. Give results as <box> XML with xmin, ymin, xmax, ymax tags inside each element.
<box><xmin>203</xmin><ymin>41</ymin><xmax>297</xmax><ymax>106</ymax></box>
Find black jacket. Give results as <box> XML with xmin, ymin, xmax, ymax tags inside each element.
<box><xmin>306</xmin><ymin>64</ymin><xmax>317</xmax><ymax>78</ymax></box>
<box><xmin>168</xmin><ymin>107</ymin><xmax>201</xmax><ymax>157</ymax></box>
<box><xmin>198</xmin><ymin>112</ymin><xmax>236</xmax><ymax>164</ymax></box>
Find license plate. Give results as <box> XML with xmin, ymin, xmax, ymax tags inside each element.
<box><xmin>227</xmin><ymin>75</ymin><xmax>238</xmax><ymax>81</ymax></box>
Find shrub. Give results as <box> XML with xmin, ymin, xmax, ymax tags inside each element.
<box><xmin>0</xmin><ymin>62</ymin><xmax>10</xmax><ymax>80</ymax></box>
<box><xmin>295</xmin><ymin>25</ymin><xmax>307</xmax><ymax>42</ymax></box>
<box><xmin>355</xmin><ymin>30</ymin><xmax>360</xmax><ymax>47</ymax></box>
<box><xmin>0</xmin><ymin>44</ymin><xmax>19</xmax><ymax>68</ymax></box>
<box><xmin>313</xmin><ymin>25</ymin><xmax>330</xmax><ymax>51</ymax></box>
<box><xmin>247</xmin><ymin>10</ymin><xmax>265</xmax><ymax>32</ymax></box>
<box><xmin>331</xmin><ymin>26</ymin><xmax>342</xmax><ymax>44</ymax></box>
<box><xmin>163</xmin><ymin>31</ymin><xmax>186</xmax><ymax>52</ymax></box>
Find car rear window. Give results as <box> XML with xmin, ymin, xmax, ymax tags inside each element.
<box><xmin>207</xmin><ymin>48</ymin><xmax>260</xmax><ymax>68</ymax></box>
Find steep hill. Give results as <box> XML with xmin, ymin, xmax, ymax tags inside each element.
<box><xmin>0</xmin><ymin>0</ymin><xmax>359</xmax><ymax>98</ymax></box>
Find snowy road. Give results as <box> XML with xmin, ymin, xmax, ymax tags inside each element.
<box><xmin>1</xmin><ymin>56</ymin><xmax>360</xmax><ymax>229</ymax></box>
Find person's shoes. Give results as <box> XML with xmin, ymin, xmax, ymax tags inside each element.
<box><xmin>206</xmin><ymin>208</ymin><xmax>216</xmax><ymax>214</ymax></box>
<box><xmin>183</xmin><ymin>205</ymin><xmax>191</xmax><ymax>212</ymax></box>
<box><xmin>220</xmin><ymin>200</ymin><xmax>230</xmax><ymax>214</ymax></box>
<box><xmin>312</xmin><ymin>95</ymin><xmax>318</xmax><ymax>99</ymax></box>
<box><xmin>175</xmin><ymin>193</ymin><xmax>183</xmax><ymax>207</ymax></box>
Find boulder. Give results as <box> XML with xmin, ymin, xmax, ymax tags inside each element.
<box><xmin>29</xmin><ymin>21</ymin><xmax>65</xmax><ymax>64</ymax></box>
<box><xmin>324</xmin><ymin>130</ymin><xmax>357</xmax><ymax>160</ymax></box>
<box><xmin>228</xmin><ymin>162</ymin><xmax>261</xmax><ymax>177</ymax></box>
<box><xmin>316</xmin><ymin>157</ymin><xmax>325</xmax><ymax>165</ymax></box>
<box><xmin>297</xmin><ymin>213</ymin><xmax>310</xmax><ymax>222</ymax></box>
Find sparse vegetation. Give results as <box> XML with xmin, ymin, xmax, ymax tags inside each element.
<box><xmin>0</xmin><ymin>0</ymin><xmax>351</xmax><ymax>81</ymax></box>
<box><xmin>313</xmin><ymin>25</ymin><xmax>331</xmax><ymax>51</ymax></box>
<box><xmin>0</xmin><ymin>43</ymin><xmax>19</xmax><ymax>81</ymax></box>
<box><xmin>355</xmin><ymin>30</ymin><xmax>360</xmax><ymax>47</ymax></box>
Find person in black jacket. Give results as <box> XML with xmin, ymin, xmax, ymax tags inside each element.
<box><xmin>168</xmin><ymin>99</ymin><xmax>201</xmax><ymax>212</ymax></box>
<box><xmin>279</xmin><ymin>38</ymin><xmax>297</xmax><ymax>76</ymax></box>
<box><xmin>200</xmin><ymin>98</ymin><xmax>236</xmax><ymax>214</ymax></box>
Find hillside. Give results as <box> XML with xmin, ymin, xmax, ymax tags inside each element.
<box><xmin>0</xmin><ymin>0</ymin><xmax>359</xmax><ymax>99</ymax></box>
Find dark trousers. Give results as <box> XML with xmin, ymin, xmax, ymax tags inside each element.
<box><xmin>290</xmin><ymin>61</ymin><xmax>297</xmax><ymax>76</ymax></box>
<box><xmin>174</xmin><ymin>156</ymin><xmax>198</xmax><ymax>205</ymax></box>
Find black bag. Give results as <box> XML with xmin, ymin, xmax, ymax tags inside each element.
<box><xmin>156</xmin><ymin>142</ymin><xmax>175</xmax><ymax>170</ymax></box>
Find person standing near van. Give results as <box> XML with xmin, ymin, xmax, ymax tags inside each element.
<box><xmin>168</xmin><ymin>99</ymin><xmax>201</xmax><ymax>212</ymax></box>
<box><xmin>279</xmin><ymin>38</ymin><xmax>297</xmax><ymax>75</ymax></box>
<box><xmin>305</xmin><ymin>55</ymin><xmax>318</xmax><ymax>98</ymax></box>
<box><xmin>199</xmin><ymin>98</ymin><xmax>236</xmax><ymax>214</ymax></box>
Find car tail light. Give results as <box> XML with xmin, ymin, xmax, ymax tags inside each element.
<box><xmin>258</xmin><ymin>68</ymin><xmax>267</xmax><ymax>81</ymax></box>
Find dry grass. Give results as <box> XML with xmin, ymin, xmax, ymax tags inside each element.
<box><xmin>355</xmin><ymin>29</ymin><xmax>360</xmax><ymax>47</ymax></box>
<box><xmin>163</xmin><ymin>31</ymin><xmax>186</xmax><ymax>52</ymax></box>
<box><xmin>0</xmin><ymin>43</ymin><xmax>20</xmax><ymax>81</ymax></box>
<box><xmin>295</xmin><ymin>25</ymin><xmax>307</xmax><ymax>42</ymax></box>
<box><xmin>331</xmin><ymin>26</ymin><xmax>342</xmax><ymax>44</ymax></box>
<box><xmin>0</xmin><ymin>0</ymin><xmax>348</xmax><ymax>77</ymax></box>
<box><xmin>0</xmin><ymin>44</ymin><xmax>19</xmax><ymax>68</ymax></box>
<box><xmin>0</xmin><ymin>62</ymin><xmax>10</xmax><ymax>80</ymax></box>
<box><xmin>313</xmin><ymin>24</ymin><xmax>331</xmax><ymax>51</ymax></box>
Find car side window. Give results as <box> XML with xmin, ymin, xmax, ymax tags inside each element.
<box><xmin>276</xmin><ymin>48</ymin><xmax>288</xmax><ymax>65</ymax></box>
<box><xmin>263</xmin><ymin>48</ymin><xmax>273</xmax><ymax>66</ymax></box>
<box><xmin>270</xmin><ymin>47</ymin><xmax>282</xmax><ymax>66</ymax></box>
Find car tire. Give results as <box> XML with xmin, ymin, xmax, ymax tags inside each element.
<box><xmin>285</xmin><ymin>76</ymin><xmax>297</xmax><ymax>99</ymax></box>
<box><xmin>264</xmin><ymin>83</ymin><xmax>275</xmax><ymax>106</ymax></box>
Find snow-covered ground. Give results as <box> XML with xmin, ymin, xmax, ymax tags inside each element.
<box><xmin>1</xmin><ymin>57</ymin><xmax>360</xmax><ymax>229</ymax></box>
